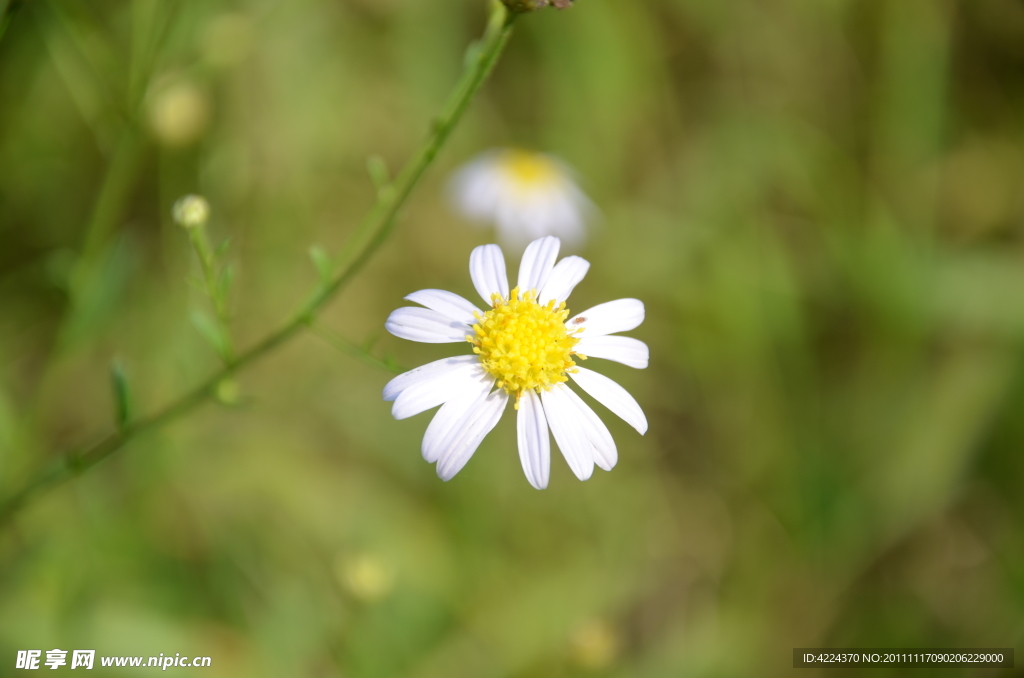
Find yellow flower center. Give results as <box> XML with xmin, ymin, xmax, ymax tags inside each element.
<box><xmin>500</xmin><ymin>150</ymin><xmax>560</xmax><ymax>191</ymax></box>
<box><xmin>469</xmin><ymin>286</ymin><xmax>584</xmax><ymax>404</ymax></box>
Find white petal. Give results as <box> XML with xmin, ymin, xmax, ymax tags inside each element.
<box><xmin>405</xmin><ymin>289</ymin><xmax>482</xmax><ymax>326</ymax></box>
<box><xmin>517</xmin><ymin>389</ymin><xmax>550</xmax><ymax>490</ymax></box>
<box><xmin>569</xmin><ymin>366</ymin><xmax>648</xmax><ymax>435</ymax></box>
<box><xmin>568</xmin><ymin>299</ymin><xmax>644</xmax><ymax>338</ymax></box>
<box><xmin>385</xmin><ymin>307</ymin><xmax>471</xmax><ymax>343</ymax></box>
<box><xmin>469</xmin><ymin>244</ymin><xmax>509</xmax><ymax>305</ymax></box>
<box><xmin>560</xmin><ymin>386</ymin><xmax>617</xmax><ymax>471</ymax></box>
<box><xmin>575</xmin><ymin>336</ymin><xmax>649</xmax><ymax>369</ymax></box>
<box><xmin>383</xmin><ymin>355</ymin><xmax>479</xmax><ymax>401</ymax></box>
<box><xmin>421</xmin><ymin>372</ymin><xmax>495</xmax><ymax>462</ymax></box>
<box><xmin>541</xmin><ymin>384</ymin><xmax>595</xmax><ymax>481</ymax></box>
<box><xmin>516</xmin><ymin>236</ymin><xmax>560</xmax><ymax>293</ymax></box>
<box><xmin>539</xmin><ymin>255</ymin><xmax>590</xmax><ymax>305</ymax></box>
<box><xmin>435</xmin><ymin>389</ymin><xmax>508</xmax><ymax>481</ymax></box>
<box><xmin>392</xmin><ymin>363</ymin><xmax>486</xmax><ymax>420</ymax></box>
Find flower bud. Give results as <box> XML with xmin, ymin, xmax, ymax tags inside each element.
<box><xmin>172</xmin><ymin>195</ymin><xmax>211</xmax><ymax>229</ymax></box>
<box><xmin>215</xmin><ymin>379</ymin><xmax>240</xmax><ymax>405</ymax></box>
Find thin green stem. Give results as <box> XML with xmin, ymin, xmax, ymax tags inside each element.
<box><xmin>67</xmin><ymin>132</ymin><xmax>144</xmax><ymax>305</ymax></box>
<box><xmin>308</xmin><ymin>322</ymin><xmax>405</xmax><ymax>375</ymax></box>
<box><xmin>188</xmin><ymin>225</ymin><xmax>236</xmax><ymax>364</ymax></box>
<box><xmin>0</xmin><ymin>5</ymin><xmax>516</xmax><ymax>526</ymax></box>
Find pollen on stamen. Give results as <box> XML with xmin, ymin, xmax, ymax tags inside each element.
<box><xmin>468</xmin><ymin>286</ymin><xmax>581</xmax><ymax>406</ymax></box>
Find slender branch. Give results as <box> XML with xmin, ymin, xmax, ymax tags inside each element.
<box><xmin>308</xmin><ymin>322</ymin><xmax>405</xmax><ymax>375</ymax></box>
<box><xmin>187</xmin><ymin>224</ymin><xmax>236</xmax><ymax>364</ymax></box>
<box><xmin>0</xmin><ymin>5</ymin><xmax>517</xmax><ymax>526</ymax></box>
<box><xmin>65</xmin><ymin>130</ymin><xmax>145</xmax><ymax>319</ymax></box>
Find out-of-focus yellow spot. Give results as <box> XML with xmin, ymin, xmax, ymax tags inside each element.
<box><xmin>499</xmin><ymin>150</ymin><xmax>561</xmax><ymax>191</ymax></box>
<box><xmin>337</xmin><ymin>553</ymin><xmax>394</xmax><ymax>603</ymax></box>
<box><xmin>569</xmin><ymin>618</ymin><xmax>622</xmax><ymax>670</ymax></box>
<box><xmin>149</xmin><ymin>81</ymin><xmax>211</xmax><ymax>148</ymax></box>
<box><xmin>469</xmin><ymin>286</ymin><xmax>582</xmax><ymax>403</ymax></box>
<box><xmin>202</xmin><ymin>14</ymin><xmax>256</xmax><ymax>68</ymax></box>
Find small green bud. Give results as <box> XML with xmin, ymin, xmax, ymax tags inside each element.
<box><xmin>215</xmin><ymin>378</ymin><xmax>240</xmax><ymax>405</ymax></box>
<box><xmin>172</xmin><ymin>195</ymin><xmax>211</xmax><ymax>229</ymax></box>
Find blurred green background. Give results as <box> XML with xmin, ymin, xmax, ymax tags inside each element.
<box><xmin>2</xmin><ymin>0</ymin><xmax>1024</xmax><ymax>676</ymax></box>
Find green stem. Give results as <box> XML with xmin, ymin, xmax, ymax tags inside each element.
<box><xmin>308</xmin><ymin>322</ymin><xmax>405</xmax><ymax>375</ymax></box>
<box><xmin>0</xmin><ymin>5</ymin><xmax>516</xmax><ymax>526</ymax></box>
<box><xmin>68</xmin><ymin>130</ymin><xmax>144</xmax><ymax>300</ymax></box>
<box><xmin>188</xmin><ymin>225</ymin><xmax>236</xmax><ymax>364</ymax></box>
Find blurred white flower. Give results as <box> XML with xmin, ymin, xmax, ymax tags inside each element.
<box><xmin>451</xmin><ymin>149</ymin><xmax>594</xmax><ymax>250</ymax></box>
<box><xmin>383</xmin><ymin>236</ymin><xmax>648</xmax><ymax>489</ymax></box>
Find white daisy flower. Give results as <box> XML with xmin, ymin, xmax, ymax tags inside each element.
<box><xmin>383</xmin><ymin>236</ymin><xmax>648</xmax><ymax>489</ymax></box>
<box><xmin>451</xmin><ymin>149</ymin><xmax>594</xmax><ymax>250</ymax></box>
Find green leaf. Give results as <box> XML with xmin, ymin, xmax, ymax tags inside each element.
<box><xmin>190</xmin><ymin>309</ymin><xmax>228</xmax><ymax>361</ymax></box>
<box><xmin>62</xmin><ymin>235</ymin><xmax>136</xmax><ymax>350</ymax></box>
<box><xmin>217</xmin><ymin>263</ymin><xmax>235</xmax><ymax>305</ymax></box>
<box><xmin>110</xmin><ymin>361</ymin><xmax>131</xmax><ymax>429</ymax></box>
<box><xmin>366</xmin><ymin>155</ymin><xmax>390</xmax><ymax>193</ymax></box>
<box><xmin>0</xmin><ymin>4</ymin><xmax>12</xmax><ymax>47</ymax></box>
<box><xmin>215</xmin><ymin>237</ymin><xmax>231</xmax><ymax>259</ymax></box>
<box><xmin>361</xmin><ymin>333</ymin><xmax>381</xmax><ymax>352</ymax></box>
<box><xmin>309</xmin><ymin>245</ymin><xmax>333</xmax><ymax>283</ymax></box>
